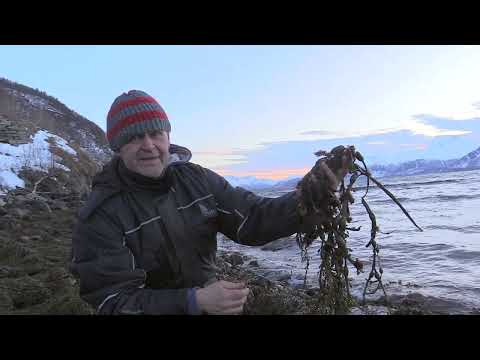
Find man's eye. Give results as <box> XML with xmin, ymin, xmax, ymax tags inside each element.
<box><xmin>150</xmin><ymin>130</ymin><xmax>167</xmax><ymax>139</ymax></box>
<box><xmin>131</xmin><ymin>134</ymin><xmax>144</xmax><ymax>142</ymax></box>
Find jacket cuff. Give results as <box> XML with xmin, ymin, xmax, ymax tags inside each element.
<box><xmin>186</xmin><ymin>288</ymin><xmax>202</xmax><ymax>315</ymax></box>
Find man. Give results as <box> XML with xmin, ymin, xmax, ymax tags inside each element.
<box><xmin>70</xmin><ymin>90</ymin><xmax>342</xmax><ymax>315</ymax></box>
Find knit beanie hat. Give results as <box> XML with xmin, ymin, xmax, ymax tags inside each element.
<box><xmin>106</xmin><ymin>90</ymin><xmax>171</xmax><ymax>151</ymax></box>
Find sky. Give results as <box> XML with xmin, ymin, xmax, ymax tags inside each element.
<box><xmin>1</xmin><ymin>45</ymin><xmax>480</xmax><ymax>180</ymax></box>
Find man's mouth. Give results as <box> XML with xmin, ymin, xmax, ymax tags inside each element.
<box><xmin>139</xmin><ymin>156</ymin><xmax>161</xmax><ymax>162</ymax></box>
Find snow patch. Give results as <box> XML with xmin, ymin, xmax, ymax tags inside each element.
<box><xmin>0</xmin><ymin>129</ymin><xmax>75</xmax><ymax>189</ymax></box>
<box><xmin>0</xmin><ymin>170</ymin><xmax>24</xmax><ymax>189</ymax></box>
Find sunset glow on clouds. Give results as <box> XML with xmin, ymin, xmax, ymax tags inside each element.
<box><xmin>214</xmin><ymin>167</ymin><xmax>312</xmax><ymax>180</ymax></box>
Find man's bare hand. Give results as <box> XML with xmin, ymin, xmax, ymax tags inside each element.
<box><xmin>296</xmin><ymin>146</ymin><xmax>355</xmax><ymax>216</ymax></box>
<box><xmin>196</xmin><ymin>280</ymin><xmax>249</xmax><ymax>315</ymax></box>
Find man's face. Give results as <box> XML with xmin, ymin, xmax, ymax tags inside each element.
<box><xmin>119</xmin><ymin>130</ymin><xmax>171</xmax><ymax>178</ymax></box>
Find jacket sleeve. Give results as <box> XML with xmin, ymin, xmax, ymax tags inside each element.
<box><xmin>70</xmin><ymin>207</ymin><xmax>200</xmax><ymax>315</ymax></box>
<box><xmin>202</xmin><ymin>167</ymin><xmax>301</xmax><ymax>246</ymax></box>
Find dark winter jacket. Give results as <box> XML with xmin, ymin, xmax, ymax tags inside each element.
<box><xmin>70</xmin><ymin>144</ymin><xmax>300</xmax><ymax>315</ymax></box>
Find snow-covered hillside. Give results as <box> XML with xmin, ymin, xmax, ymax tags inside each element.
<box><xmin>0</xmin><ymin>129</ymin><xmax>77</xmax><ymax>191</ymax></box>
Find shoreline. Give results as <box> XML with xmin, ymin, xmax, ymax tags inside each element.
<box><xmin>0</xmin><ymin>190</ymin><xmax>478</xmax><ymax>315</ymax></box>
<box><xmin>216</xmin><ymin>249</ymin><xmax>480</xmax><ymax>315</ymax></box>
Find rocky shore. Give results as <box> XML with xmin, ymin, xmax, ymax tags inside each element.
<box><xmin>0</xmin><ymin>190</ymin><xmax>477</xmax><ymax>315</ymax></box>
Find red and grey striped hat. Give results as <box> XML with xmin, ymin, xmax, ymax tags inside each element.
<box><xmin>106</xmin><ymin>90</ymin><xmax>171</xmax><ymax>151</ymax></box>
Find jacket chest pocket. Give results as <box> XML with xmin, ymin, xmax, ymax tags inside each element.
<box><xmin>176</xmin><ymin>194</ymin><xmax>218</xmax><ymax>228</ymax></box>
<box><xmin>123</xmin><ymin>218</ymin><xmax>165</xmax><ymax>270</ymax></box>
<box><xmin>175</xmin><ymin>194</ymin><xmax>219</xmax><ymax>255</ymax></box>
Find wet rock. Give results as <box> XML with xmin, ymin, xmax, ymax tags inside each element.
<box><xmin>227</xmin><ymin>253</ymin><xmax>244</xmax><ymax>266</ymax></box>
<box><xmin>387</xmin><ymin>293</ymin><xmax>469</xmax><ymax>315</ymax></box>
<box><xmin>261</xmin><ymin>270</ymin><xmax>292</xmax><ymax>282</ymax></box>
<box><xmin>261</xmin><ymin>237</ymin><xmax>295</xmax><ymax>252</ymax></box>
<box><xmin>306</xmin><ymin>288</ymin><xmax>320</xmax><ymax>297</ymax></box>
<box><xmin>270</xmin><ymin>272</ymin><xmax>291</xmax><ymax>282</ymax></box>
<box><xmin>248</xmin><ymin>260</ymin><xmax>259</xmax><ymax>267</ymax></box>
<box><xmin>349</xmin><ymin>305</ymin><xmax>391</xmax><ymax>315</ymax></box>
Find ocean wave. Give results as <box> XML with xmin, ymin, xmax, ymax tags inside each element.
<box><xmin>352</xmin><ymin>178</ymin><xmax>461</xmax><ymax>192</ymax></box>
<box><xmin>424</xmin><ymin>225</ymin><xmax>480</xmax><ymax>234</ymax></box>
<box><xmin>446</xmin><ymin>249</ymin><xmax>480</xmax><ymax>261</ymax></box>
<box><xmin>365</xmin><ymin>193</ymin><xmax>480</xmax><ymax>205</ymax></box>
<box><xmin>380</xmin><ymin>243</ymin><xmax>456</xmax><ymax>254</ymax></box>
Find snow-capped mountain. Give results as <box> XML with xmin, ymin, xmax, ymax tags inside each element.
<box><xmin>223</xmin><ymin>175</ymin><xmax>278</xmax><ymax>190</ymax></box>
<box><xmin>262</xmin><ymin>145</ymin><xmax>480</xmax><ymax>192</ymax></box>
<box><xmin>370</xmin><ymin>146</ymin><xmax>480</xmax><ymax>177</ymax></box>
<box><xmin>453</xmin><ymin>146</ymin><xmax>480</xmax><ymax>168</ymax></box>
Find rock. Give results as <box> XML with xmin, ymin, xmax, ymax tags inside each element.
<box><xmin>306</xmin><ymin>288</ymin><xmax>319</xmax><ymax>297</ymax></box>
<box><xmin>22</xmin><ymin>254</ymin><xmax>48</xmax><ymax>275</ymax></box>
<box><xmin>0</xmin><ymin>266</ymin><xmax>25</xmax><ymax>279</ymax></box>
<box><xmin>0</xmin><ymin>276</ymin><xmax>52</xmax><ymax>309</ymax></box>
<box><xmin>12</xmin><ymin>195</ymin><xmax>27</xmax><ymax>204</ymax></box>
<box><xmin>25</xmin><ymin>194</ymin><xmax>48</xmax><ymax>202</ymax></box>
<box><xmin>228</xmin><ymin>253</ymin><xmax>244</xmax><ymax>266</ymax></box>
<box><xmin>50</xmin><ymin>200</ymin><xmax>68</xmax><ymax>211</ymax></box>
<box><xmin>262</xmin><ymin>270</ymin><xmax>292</xmax><ymax>282</ymax></box>
<box><xmin>248</xmin><ymin>260</ymin><xmax>259</xmax><ymax>267</ymax></box>
<box><xmin>349</xmin><ymin>305</ymin><xmax>391</xmax><ymax>315</ymax></box>
<box><xmin>0</xmin><ymin>240</ymin><xmax>32</xmax><ymax>259</ymax></box>
<box><xmin>261</xmin><ymin>237</ymin><xmax>295</xmax><ymax>252</ymax></box>
<box><xmin>0</xmin><ymin>291</ymin><xmax>14</xmax><ymax>313</ymax></box>
<box><xmin>11</xmin><ymin>208</ymin><xmax>31</xmax><ymax>218</ymax></box>
<box><xmin>0</xmin><ymin>198</ymin><xmax>5</xmax><ymax>207</ymax></box>
<box><xmin>26</xmin><ymin>199</ymin><xmax>52</xmax><ymax>213</ymax></box>
<box><xmin>271</xmin><ymin>272</ymin><xmax>292</xmax><ymax>282</ymax></box>
<box><xmin>387</xmin><ymin>292</ymin><xmax>470</xmax><ymax>315</ymax></box>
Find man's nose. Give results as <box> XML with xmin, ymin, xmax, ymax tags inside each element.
<box><xmin>140</xmin><ymin>134</ymin><xmax>155</xmax><ymax>149</ymax></box>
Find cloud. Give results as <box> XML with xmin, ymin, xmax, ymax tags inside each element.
<box><xmin>399</xmin><ymin>143</ymin><xmax>428</xmax><ymax>150</ymax></box>
<box><xmin>472</xmin><ymin>101</ymin><xmax>480</xmax><ymax>110</ymax></box>
<box><xmin>204</xmin><ymin>113</ymin><xmax>480</xmax><ymax>180</ymax></box>
<box><xmin>195</xmin><ymin>151</ymin><xmax>237</xmax><ymax>156</ymax></box>
<box><xmin>366</xmin><ymin>141</ymin><xmax>387</xmax><ymax>145</ymax></box>
<box><xmin>299</xmin><ymin>130</ymin><xmax>337</xmax><ymax>136</ymax></box>
<box><xmin>410</xmin><ymin>114</ymin><xmax>474</xmax><ymax>137</ymax></box>
<box><xmin>409</xmin><ymin>123</ymin><xmax>471</xmax><ymax>137</ymax></box>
